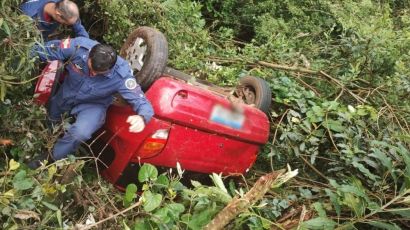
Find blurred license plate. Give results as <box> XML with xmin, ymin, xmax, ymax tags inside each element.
<box><xmin>210</xmin><ymin>104</ymin><xmax>245</xmax><ymax>129</ymax></box>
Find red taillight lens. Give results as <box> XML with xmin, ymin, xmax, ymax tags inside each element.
<box><xmin>137</xmin><ymin>129</ymin><xmax>169</xmax><ymax>158</ymax></box>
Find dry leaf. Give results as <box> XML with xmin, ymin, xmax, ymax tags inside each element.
<box><xmin>0</xmin><ymin>139</ymin><xmax>13</xmax><ymax>146</ymax></box>
<box><xmin>14</xmin><ymin>210</ymin><xmax>40</xmax><ymax>221</ymax></box>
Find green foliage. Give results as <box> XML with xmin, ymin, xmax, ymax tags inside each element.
<box><xmin>123</xmin><ymin>183</ymin><xmax>138</xmax><ymax>207</ymax></box>
<box><xmin>2</xmin><ymin>0</ymin><xmax>410</xmax><ymax>228</ymax></box>
<box><xmin>138</xmin><ymin>163</ymin><xmax>158</xmax><ymax>182</ymax></box>
<box><xmin>0</xmin><ymin>0</ymin><xmax>40</xmax><ymax>100</ymax></box>
<box><xmin>82</xmin><ymin>0</ymin><xmax>163</xmax><ymax>47</ymax></box>
<box><xmin>0</xmin><ymin>158</ymin><xmax>84</xmax><ymax>228</ymax></box>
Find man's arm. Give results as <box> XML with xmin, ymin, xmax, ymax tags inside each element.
<box><xmin>20</xmin><ymin>0</ymin><xmax>41</xmax><ymax>18</ymax></box>
<box><xmin>32</xmin><ymin>38</ymin><xmax>77</xmax><ymax>62</ymax></box>
<box><xmin>117</xmin><ymin>77</ymin><xmax>154</xmax><ymax>124</ymax></box>
<box><xmin>72</xmin><ymin>20</ymin><xmax>89</xmax><ymax>38</ymax></box>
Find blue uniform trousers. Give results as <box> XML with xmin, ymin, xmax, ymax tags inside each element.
<box><xmin>48</xmin><ymin>95</ymin><xmax>106</xmax><ymax>160</ymax></box>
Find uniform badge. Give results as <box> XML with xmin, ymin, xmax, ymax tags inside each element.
<box><xmin>74</xmin><ymin>63</ymin><xmax>83</xmax><ymax>70</ymax></box>
<box><xmin>60</xmin><ymin>38</ymin><xmax>71</xmax><ymax>49</ymax></box>
<box><xmin>50</xmin><ymin>43</ymin><xmax>57</xmax><ymax>51</ymax></box>
<box><xmin>125</xmin><ymin>78</ymin><xmax>137</xmax><ymax>90</ymax></box>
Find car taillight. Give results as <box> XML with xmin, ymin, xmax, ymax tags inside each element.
<box><xmin>137</xmin><ymin>129</ymin><xmax>169</xmax><ymax>158</ymax></box>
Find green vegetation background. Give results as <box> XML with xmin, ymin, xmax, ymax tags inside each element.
<box><xmin>1</xmin><ymin>0</ymin><xmax>410</xmax><ymax>229</ymax></box>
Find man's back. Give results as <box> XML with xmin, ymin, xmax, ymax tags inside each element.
<box><xmin>20</xmin><ymin>0</ymin><xmax>89</xmax><ymax>40</ymax></box>
<box><xmin>20</xmin><ymin>0</ymin><xmax>57</xmax><ymax>17</ymax></box>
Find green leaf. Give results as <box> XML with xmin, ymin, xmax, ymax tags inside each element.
<box><xmin>323</xmin><ymin>101</ymin><xmax>339</xmax><ymax>111</ymax></box>
<box><xmin>47</xmin><ymin>165</ymin><xmax>57</xmax><ymax>182</ymax></box>
<box><xmin>12</xmin><ymin>170</ymin><xmax>34</xmax><ymax>191</ymax></box>
<box><xmin>56</xmin><ymin>210</ymin><xmax>62</xmax><ymax>227</ymax></box>
<box><xmin>352</xmin><ymin>161</ymin><xmax>380</xmax><ymax>182</ymax></box>
<box><xmin>167</xmin><ymin>203</ymin><xmax>185</xmax><ymax>219</ymax></box>
<box><xmin>323</xmin><ymin>119</ymin><xmax>344</xmax><ymax>132</ymax></box>
<box><xmin>19</xmin><ymin>197</ymin><xmax>35</xmax><ymax>210</ymax></box>
<box><xmin>312</xmin><ymin>202</ymin><xmax>326</xmax><ymax>217</ymax></box>
<box><xmin>389</xmin><ymin>209</ymin><xmax>410</xmax><ymax>218</ymax></box>
<box><xmin>2</xmin><ymin>21</ymin><xmax>10</xmax><ymax>36</ymax></box>
<box><xmin>209</xmin><ymin>173</ymin><xmax>228</xmax><ymax>194</ymax></box>
<box><xmin>394</xmin><ymin>134</ymin><xmax>410</xmax><ymax>142</ymax></box>
<box><xmin>123</xmin><ymin>220</ymin><xmax>131</xmax><ymax>230</ymax></box>
<box><xmin>187</xmin><ymin>203</ymin><xmax>220</xmax><ymax>230</ymax></box>
<box><xmin>300</xmin><ymin>217</ymin><xmax>337</xmax><ymax>230</ymax></box>
<box><xmin>2</xmin><ymin>206</ymin><xmax>11</xmax><ymax>216</ymax></box>
<box><xmin>124</xmin><ymin>183</ymin><xmax>138</xmax><ymax>208</ymax></box>
<box><xmin>339</xmin><ymin>184</ymin><xmax>367</xmax><ymax>198</ymax></box>
<box><xmin>366</xmin><ymin>221</ymin><xmax>401</xmax><ymax>230</ymax></box>
<box><xmin>154</xmin><ymin>207</ymin><xmax>171</xmax><ymax>224</ymax></box>
<box><xmin>191</xmin><ymin>180</ymin><xmax>202</xmax><ymax>188</ymax></box>
<box><xmin>133</xmin><ymin>219</ymin><xmax>152</xmax><ymax>230</ymax></box>
<box><xmin>138</xmin><ymin>164</ymin><xmax>158</xmax><ymax>182</ymax></box>
<box><xmin>343</xmin><ymin>193</ymin><xmax>365</xmax><ymax>217</ymax></box>
<box><xmin>0</xmin><ymin>75</ymin><xmax>16</xmax><ymax>80</ymax></box>
<box><xmin>155</xmin><ymin>174</ymin><xmax>169</xmax><ymax>187</ymax></box>
<box><xmin>0</xmin><ymin>82</ymin><xmax>5</xmax><ymax>101</ymax></box>
<box><xmin>370</xmin><ymin>148</ymin><xmax>393</xmax><ymax>171</ymax></box>
<box><xmin>325</xmin><ymin>189</ymin><xmax>341</xmax><ymax>217</ymax></box>
<box><xmin>142</xmin><ymin>191</ymin><xmax>162</xmax><ymax>212</ymax></box>
<box><xmin>9</xmin><ymin>159</ymin><xmax>20</xmax><ymax>171</ymax></box>
<box><xmin>41</xmin><ymin>201</ymin><xmax>59</xmax><ymax>211</ymax></box>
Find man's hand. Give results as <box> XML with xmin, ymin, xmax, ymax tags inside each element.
<box><xmin>126</xmin><ymin>115</ymin><xmax>145</xmax><ymax>133</ymax></box>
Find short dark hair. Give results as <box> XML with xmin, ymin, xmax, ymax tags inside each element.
<box><xmin>89</xmin><ymin>44</ymin><xmax>117</xmax><ymax>72</ymax></box>
<box><xmin>55</xmin><ymin>0</ymin><xmax>78</xmax><ymax>21</ymax></box>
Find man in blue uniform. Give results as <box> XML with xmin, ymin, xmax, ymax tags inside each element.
<box><xmin>28</xmin><ymin>37</ymin><xmax>154</xmax><ymax>169</ymax></box>
<box><xmin>20</xmin><ymin>0</ymin><xmax>89</xmax><ymax>40</ymax></box>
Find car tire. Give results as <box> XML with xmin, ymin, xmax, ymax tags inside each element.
<box><xmin>236</xmin><ymin>76</ymin><xmax>272</xmax><ymax>114</ymax></box>
<box><xmin>120</xmin><ymin>27</ymin><xmax>168</xmax><ymax>91</ymax></box>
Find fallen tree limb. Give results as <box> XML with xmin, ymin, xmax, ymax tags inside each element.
<box><xmin>76</xmin><ymin>200</ymin><xmax>142</xmax><ymax>230</ymax></box>
<box><xmin>258</xmin><ymin>61</ymin><xmax>318</xmax><ymax>75</ymax></box>
<box><xmin>258</xmin><ymin>61</ymin><xmax>367</xmax><ymax>103</ymax></box>
<box><xmin>204</xmin><ymin>169</ymin><xmax>293</xmax><ymax>230</ymax></box>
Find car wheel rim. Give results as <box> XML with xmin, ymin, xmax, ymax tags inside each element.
<box><xmin>125</xmin><ymin>37</ymin><xmax>147</xmax><ymax>72</ymax></box>
<box><xmin>234</xmin><ymin>85</ymin><xmax>257</xmax><ymax>105</ymax></box>
<box><xmin>243</xmin><ymin>86</ymin><xmax>256</xmax><ymax>104</ymax></box>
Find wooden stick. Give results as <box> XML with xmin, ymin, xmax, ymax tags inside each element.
<box><xmin>203</xmin><ymin>170</ymin><xmax>285</xmax><ymax>230</ymax></box>
<box><xmin>78</xmin><ymin>200</ymin><xmax>142</xmax><ymax>230</ymax></box>
<box><xmin>258</xmin><ymin>60</ymin><xmax>366</xmax><ymax>103</ymax></box>
<box><xmin>258</xmin><ymin>61</ymin><xmax>318</xmax><ymax>75</ymax></box>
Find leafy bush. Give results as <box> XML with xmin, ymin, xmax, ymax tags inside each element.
<box><xmin>1</xmin><ymin>0</ymin><xmax>410</xmax><ymax>229</ymax></box>
<box><xmin>0</xmin><ymin>0</ymin><xmax>40</xmax><ymax>100</ymax></box>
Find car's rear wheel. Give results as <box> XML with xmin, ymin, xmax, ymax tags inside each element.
<box><xmin>120</xmin><ymin>27</ymin><xmax>168</xmax><ymax>91</ymax></box>
<box><xmin>234</xmin><ymin>76</ymin><xmax>272</xmax><ymax>114</ymax></box>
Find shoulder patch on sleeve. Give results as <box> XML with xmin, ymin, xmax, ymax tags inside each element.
<box><xmin>60</xmin><ymin>38</ymin><xmax>71</xmax><ymax>49</ymax></box>
<box><xmin>125</xmin><ymin>78</ymin><xmax>138</xmax><ymax>90</ymax></box>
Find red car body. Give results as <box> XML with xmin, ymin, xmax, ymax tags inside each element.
<box><xmin>34</xmin><ymin>61</ymin><xmax>270</xmax><ymax>188</ymax></box>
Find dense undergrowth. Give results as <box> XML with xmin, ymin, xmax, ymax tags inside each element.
<box><xmin>1</xmin><ymin>0</ymin><xmax>410</xmax><ymax>229</ymax></box>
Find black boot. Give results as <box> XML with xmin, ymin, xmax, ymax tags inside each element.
<box><xmin>27</xmin><ymin>153</ymin><xmax>54</xmax><ymax>170</ymax></box>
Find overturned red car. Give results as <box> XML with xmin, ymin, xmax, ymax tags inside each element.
<box><xmin>34</xmin><ymin>27</ymin><xmax>271</xmax><ymax>188</ymax></box>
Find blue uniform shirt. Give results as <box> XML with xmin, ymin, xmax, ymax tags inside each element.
<box><xmin>33</xmin><ymin>37</ymin><xmax>154</xmax><ymax>123</ymax></box>
<box><xmin>20</xmin><ymin>0</ymin><xmax>89</xmax><ymax>40</ymax></box>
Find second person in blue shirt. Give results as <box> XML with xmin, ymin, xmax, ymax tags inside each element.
<box><xmin>20</xmin><ymin>0</ymin><xmax>89</xmax><ymax>40</ymax></box>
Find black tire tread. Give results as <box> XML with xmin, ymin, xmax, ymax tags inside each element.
<box><xmin>239</xmin><ymin>76</ymin><xmax>272</xmax><ymax>114</ymax></box>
